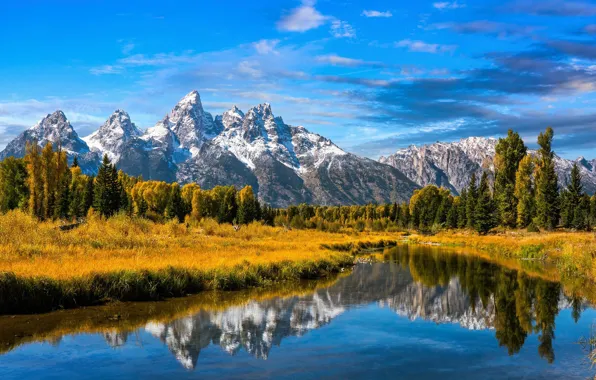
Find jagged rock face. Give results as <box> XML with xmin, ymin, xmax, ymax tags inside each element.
<box><xmin>0</xmin><ymin>111</ymin><xmax>98</xmax><ymax>174</ymax></box>
<box><xmin>0</xmin><ymin>91</ymin><xmax>420</xmax><ymax>206</ymax></box>
<box><xmin>83</xmin><ymin>110</ymin><xmax>141</xmax><ymax>162</ymax></box>
<box><xmin>381</xmin><ymin>137</ymin><xmax>596</xmax><ymax>195</ymax></box>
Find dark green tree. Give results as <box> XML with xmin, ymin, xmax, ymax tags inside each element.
<box><xmin>494</xmin><ymin>130</ymin><xmax>527</xmax><ymax>228</ymax></box>
<box><xmin>534</xmin><ymin>128</ymin><xmax>559</xmax><ymax>230</ymax></box>
<box><xmin>165</xmin><ymin>183</ymin><xmax>185</xmax><ymax>222</ymax></box>
<box><xmin>0</xmin><ymin>157</ymin><xmax>29</xmax><ymax>212</ymax></box>
<box><xmin>466</xmin><ymin>173</ymin><xmax>478</xmax><ymax>228</ymax></box>
<box><xmin>475</xmin><ymin>172</ymin><xmax>497</xmax><ymax>234</ymax></box>
<box><xmin>457</xmin><ymin>189</ymin><xmax>468</xmax><ymax>228</ymax></box>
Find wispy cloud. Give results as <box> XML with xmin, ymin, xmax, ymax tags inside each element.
<box><xmin>429</xmin><ymin>21</ymin><xmax>539</xmax><ymax>38</ymax></box>
<box><xmin>315</xmin><ymin>54</ymin><xmax>384</xmax><ymax>67</ymax></box>
<box><xmin>89</xmin><ymin>65</ymin><xmax>124</xmax><ymax>75</ymax></box>
<box><xmin>433</xmin><ymin>2</ymin><xmax>466</xmax><ymax>10</ymax></box>
<box><xmin>122</xmin><ymin>43</ymin><xmax>135</xmax><ymax>55</ymax></box>
<box><xmin>253</xmin><ymin>39</ymin><xmax>281</xmax><ymax>55</ymax></box>
<box><xmin>330</xmin><ymin>20</ymin><xmax>356</xmax><ymax>38</ymax></box>
<box><xmin>395</xmin><ymin>39</ymin><xmax>457</xmax><ymax>53</ymax></box>
<box><xmin>361</xmin><ymin>10</ymin><xmax>392</xmax><ymax>18</ymax></box>
<box><xmin>277</xmin><ymin>0</ymin><xmax>328</xmax><ymax>32</ymax></box>
<box><xmin>585</xmin><ymin>24</ymin><xmax>596</xmax><ymax>34</ymax></box>
<box><xmin>506</xmin><ymin>0</ymin><xmax>596</xmax><ymax>16</ymax></box>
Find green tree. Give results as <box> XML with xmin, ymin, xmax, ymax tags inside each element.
<box><xmin>560</xmin><ymin>163</ymin><xmax>589</xmax><ymax>230</ymax></box>
<box><xmin>94</xmin><ymin>154</ymin><xmax>121</xmax><ymax>217</ymax></box>
<box><xmin>494</xmin><ymin>130</ymin><xmax>527</xmax><ymax>228</ymax></box>
<box><xmin>466</xmin><ymin>173</ymin><xmax>478</xmax><ymax>228</ymax></box>
<box><xmin>25</xmin><ymin>142</ymin><xmax>45</xmax><ymax>219</ymax></box>
<box><xmin>534</xmin><ymin>128</ymin><xmax>559</xmax><ymax>230</ymax></box>
<box><xmin>165</xmin><ymin>183</ymin><xmax>184</xmax><ymax>222</ymax></box>
<box><xmin>514</xmin><ymin>155</ymin><xmax>535</xmax><ymax>228</ymax></box>
<box><xmin>0</xmin><ymin>157</ymin><xmax>28</xmax><ymax>212</ymax></box>
<box><xmin>457</xmin><ymin>189</ymin><xmax>468</xmax><ymax>228</ymax></box>
<box><xmin>475</xmin><ymin>171</ymin><xmax>497</xmax><ymax>234</ymax></box>
<box><xmin>237</xmin><ymin>186</ymin><xmax>257</xmax><ymax>224</ymax></box>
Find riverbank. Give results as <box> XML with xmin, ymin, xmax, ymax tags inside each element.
<box><xmin>0</xmin><ymin>211</ymin><xmax>397</xmax><ymax>314</ymax></box>
<box><xmin>408</xmin><ymin>230</ymin><xmax>596</xmax><ymax>282</ymax></box>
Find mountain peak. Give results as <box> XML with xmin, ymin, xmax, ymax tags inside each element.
<box><xmin>84</xmin><ymin>109</ymin><xmax>141</xmax><ymax>162</ymax></box>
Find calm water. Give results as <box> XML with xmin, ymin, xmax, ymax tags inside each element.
<box><xmin>1</xmin><ymin>245</ymin><xmax>595</xmax><ymax>379</ymax></box>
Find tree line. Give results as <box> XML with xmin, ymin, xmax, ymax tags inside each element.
<box><xmin>0</xmin><ymin>128</ymin><xmax>594</xmax><ymax>234</ymax></box>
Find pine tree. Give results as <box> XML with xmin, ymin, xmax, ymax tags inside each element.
<box><xmin>446</xmin><ymin>198</ymin><xmax>459</xmax><ymax>228</ymax></box>
<box><xmin>514</xmin><ymin>155</ymin><xmax>535</xmax><ymax>228</ymax></box>
<box><xmin>237</xmin><ymin>186</ymin><xmax>257</xmax><ymax>224</ymax></box>
<box><xmin>560</xmin><ymin>163</ymin><xmax>587</xmax><ymax>229</ymax></box>
<box><xmin>165</xmin><ymin>183</ymin><xmax>184</xmax><ymax>222</ymax></box>
<box><xmin>94</xmin><ymin>155</ymin><xmax>121</xmax><ymax>217</ymax></box>
<box><xmin>466</xmin><ymin>173</ymin><xmax>478</xmax><ymax>228</ymax></box>
<box><xmin>494</xmin><ymin>130</ymin><xmax>527</xmax><ymax>228</ymax></box>
<box><xmin>83</xmin><ymin>176</ymin><xmax>94</xmax><ymax>214</ymax></box>
<box><xmin>457</xmin><ymin>189</ymin><xmax>468</xmax><ymax>228</ymax></box>
<box><xmin>0</xmin><ymin>157</ymin><xmax>28</xmax><ymax>212</ymax></box>
<box><xmin>72</xmin><ymin>156</ymin><xmax>79</xmax><ymax>168</ymax></box>
<box><xmin>41</xmin><ymin>143</ymin><xmax>57</xmax><ymax>220</ymax></box>
<box><xmin>475</xmin><ymin>172</ymin><xmax>497</xmax><ymax>234</ymax></box>
<box><xmin>53</xmin><ymin>150</ymin><xmax>71</xmax><ymax>219</ymax></box>
<box><xmin>534</xmin><ymin>127</ymin><xmax>559</xmax><ymax>230</ymax></box>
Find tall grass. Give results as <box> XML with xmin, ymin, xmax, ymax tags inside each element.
<box><xmin>0</xmin><ymin>211</ymin><xmax>401</xmax><ymax>314</ymax></box>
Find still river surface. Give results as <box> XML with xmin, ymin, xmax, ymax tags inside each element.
<box><xmin>1</xmin><ymin>245</ymin><xmax>595</xmax><ymax>379</ymax></box>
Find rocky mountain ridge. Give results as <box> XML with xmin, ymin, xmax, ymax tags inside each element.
<box><xmin>0</xmin><ymin>91</ymin><xmax>417</xmax><ymax>207</ymax></box>
<box><xmin>380</xmin><ymin>137</ymin><xmax>596</xmax><ymax>195</ymax></box>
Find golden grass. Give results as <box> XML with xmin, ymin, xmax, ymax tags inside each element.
<box><xmin>0</xmin><ymin>210</ymin><xmax>398</xmax><ymax>280</ymax></box>
<box><xmin>408</xmin><ymin>229</ymin><xmax>596</xmax><ymax>282</ymax></box>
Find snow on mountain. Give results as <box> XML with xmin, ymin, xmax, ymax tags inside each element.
<box><xmin>0</xmin><ymin>91</ymin><xmax>418</xmax><ymax>206</ymax></box>
<box><xmin>0</xmin><ymin>110</ymin><xmax>98</xmax><ymax>174</ymax></box>
<box><xmin>83</xmin><ymin>109</ymin><xmax>141</xmax><ymax>162</ymax></box>
<box><xmin>381</xmin><ymin>137</ymin><xmax>596</xmax><ymax>195</ymax></box>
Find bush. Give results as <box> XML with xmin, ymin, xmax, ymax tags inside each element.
<box><xmin>527</xmin><ymin>222</ymin><xmax>540</xmax><ymax>233</ymax></box>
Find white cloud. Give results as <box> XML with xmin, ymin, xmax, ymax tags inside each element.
<box><xmin>433</xmin><ymin>1</ymin><xmax>466</xmax><ymax>10</ymax></box>
<box><xmin>361</xmin><ymin>10</ymin><xmax>393</xmax><ymax>18</ymax></box>
<box><xmin>277</xmin><ymin>0</ymin><xmax>328</xmax><ymax>32</ymax></box>
<box><xmin>237</xmin><ymin>61</ymin><xmax>263</xmax><ymax>78</ymax></box>
<box><xmin>253</xmin><ymin>39</ymin><xmax>281</xmax><ymax>55</ymax></box>
<box><xmin>316</xmin><ymin>54</ymin><xmax>364</xmax><ymax>66</ymax></box>
<box><xmin>89</xmin><ymin>65</ymin><xmax>124</xmax><ymax>75</ymax></box>
<box><xmin>330</xmin><ymin>20</ymin><xmax>356</xmax><ymax>38</ymax></box>
<box><xmin>118</xmin><ymin>52</ymin><xmax>196</xmax><ymax>66</ymax></box>
<box><xmin>395</xmin><ymin>39</ymin><xmax>457</xmax><ymax>53</ymax></box>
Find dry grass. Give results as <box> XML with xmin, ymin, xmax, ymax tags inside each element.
<box><xmin>0</xmin><ymin>210</ymin><xmax>399</xmax><ymax>280</ymax></box>
<box><xmin>408</xmin><ymin>229</ymin><xmax>596</xmax><ymax>282</ymax></box>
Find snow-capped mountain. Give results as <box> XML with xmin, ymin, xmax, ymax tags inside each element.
<box><xmin>0</xmin><ymin>91</ymin><xmax>418</xmax><ymax>207</ymax></box>
<box><xmin>0</xmin><ymin>110</ymin><xmax>99</xmax><ymax>174</ymax></box>
<box><xmin>380</xmin><ymin>137</ymin><xmax>596</xmax><ymax>195</ymax></box>
<box><xmin>83</xmin><ymin>109</ymin><xmax>142</xmax><ymax>162</ymax></box>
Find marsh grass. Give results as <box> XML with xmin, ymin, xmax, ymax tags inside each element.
<box><xmin>0</xmin><ymin>211</ymin><xmax>403</xmax><ymax>314</ymax></box>
<box><xmin>408</xmin><ymin>230</ymin><xmax>596</xmax><ymax>282</ymax></box>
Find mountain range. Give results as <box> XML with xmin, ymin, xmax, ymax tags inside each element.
<box><xmin>0</xmin><ymin>91</ymin><xmax>417</xmax><ymax>207</ymax></box>
<box><xmin>380</xmin><ymin>137</ymin><xmax>596</xmax><ymax>195</ymax></box>
<box><xmin>1</xmin><ymin>90</ymin><xmax>594</xmax><ymax>207</ymax></box>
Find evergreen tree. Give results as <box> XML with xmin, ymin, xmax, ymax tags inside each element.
<box><xmin>475</xmin><ymin>172</ymin><xmax>497</xmax><ymax>234</ymax></box>
<box><xmin>514</xmin><ymin>155</ymin><xmax>535</xmax><ymax>228</ymax></box>
<box><xmin>494</xmin><ymin>130</ymin><xmax>527</xmax><ymax>228</ymax></box>
<box><xmin>72</xmin><ymin>156</ymin><xmax>79</xmax><ymax>168</ymax></box>
<box><xmin>237</xmin><ymin>185</ymin><xmax>257</xmax><ymax>224</ymax></box>
<box><xmin>466</xmin><ymin>173</ymin><xmax>478</xmax><ymax>228</ymax></box>
<box><xmin>83</xmin><ymin>176</ymin><xmax>94</xmax><ymax>214</ymax></box>
<box><xmin>560</xmin><ymin>163</ymin><xmax>587</xmax><ymax>229</ymax></box>
<box><xmin>94</xmin><ymin>155</ymin><xmax>121</xmax><ymax>217</ymax></box>
<box><xmin>0</xmin><ymin>157</ymin><xmax>28</xmax><ymax>212</ymax></box>
<box><xmin>446</xmin><ymin>198</ymin><xmax>459</xmax><ymax>228</ymax></box>
<box><xmin>534</xmin><ymin>128</ymin><xmax>559</xmax><ymax>230</ymax></box>
<box><xmin>165</xmin><ymin>183</ymin><xmax>184</xmax><ymax>222</ymax></box>
<box><xmin>53</xmin><ymin>150</ymin><xmax>71</xmax><ymax>219</ymax></box>
<box><xmin>457</xmin><ymin>189</ymin><xmax>468</xmax><ymax>228</ymax></box>
<box><xmin>41</xmin><ymin>143</ymin><xmax>58</xmax><ymax>220</ymax></box>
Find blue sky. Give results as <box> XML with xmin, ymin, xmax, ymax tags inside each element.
<box><xmin>1</xmin><ymin>0</ymin><xmax>595</xmax><ymax>159</ymax></box>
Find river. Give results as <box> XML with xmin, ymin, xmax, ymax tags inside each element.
<box><xmin>1</xmin><ymin>245</ymin><xmax>594</xmax><ymax>379</ymax></box>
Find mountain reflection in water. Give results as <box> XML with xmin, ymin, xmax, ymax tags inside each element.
<box><xmin>0</xmin><ymin>246</ymin><xmax>591</xmax><ymax>377</ymax></box>
<box><xmin>89</xmin><ymin>246</ymin><xmax>578</xmax><ymax>370</ymax></box>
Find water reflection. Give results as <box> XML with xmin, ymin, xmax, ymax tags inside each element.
<box><xmin>0</xmin><ymin>245</ymin><xmax>589</xmax><ymax>373</ymax></box>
